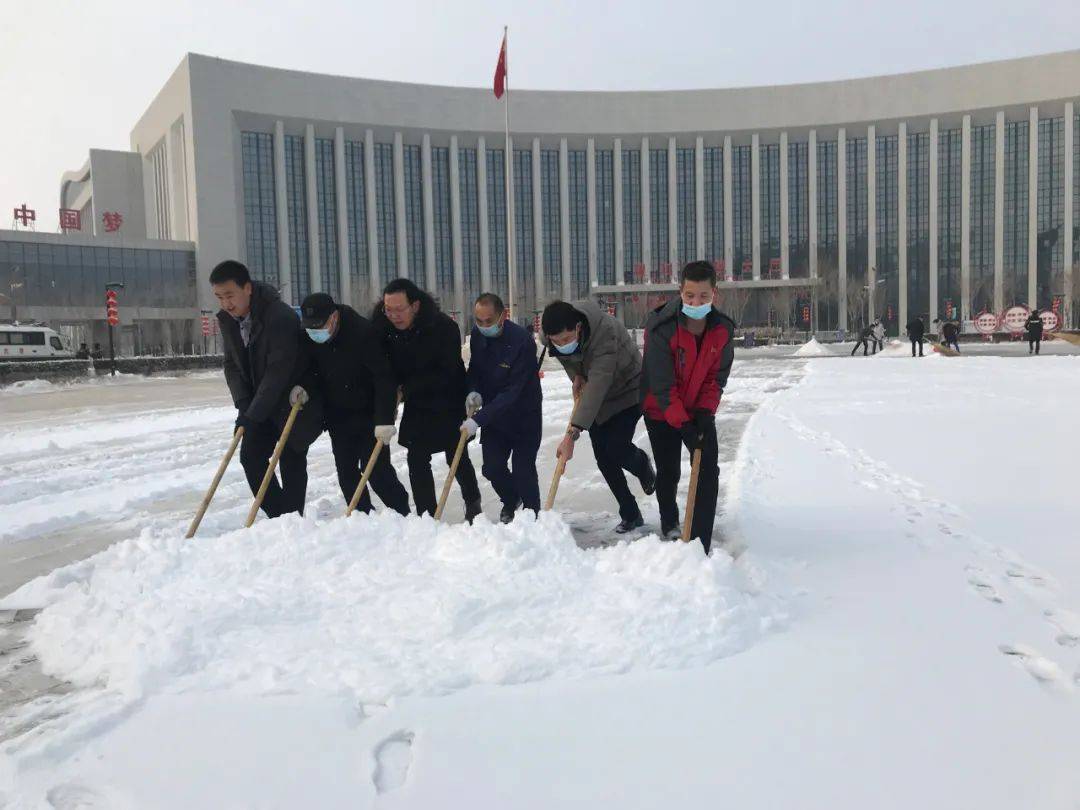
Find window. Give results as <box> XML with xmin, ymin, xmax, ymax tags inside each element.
<box><xmin>732</xmin><ymin>145</ymin><xmax>752</xmax><ymax>278</ymax></box>
<box><xmin>875</xmin><ymin>135</ymin><xmax>898</xmax><ymax>324</ymax></box>
<box><xmin>622</xmin><ymin>149</ymin><xmax>642</xmax><ymax>282</ymax></box>
<box><xmin>846</xmin><ymin>137</ymin><xmax>868</xmax><ymax>309</ymax></box>
<box><xmin>1003</xmin><ymin>121</ymin><xmax>1029</xmax><ymax>306</ymax></box>
<box><xmin>938</xmin><ymin>129</ymin><xmax>962</xmax><ymax>317</ymax></box>
<box><xmin>760</xmin><ymin>143</ymin><xmax>780</xmax><ymax>276</ymax></box>
<box><xmin>241</xmin><ymin>131</ymin><xmax>278</xmax><ymax>286</ymax></box>
<box><xmin>970</xmin><ymin>125</ymin><xmax>996</xmax><ymax>314</ymax></box>
<box><xmin>50</xmin><ymin>337</ymin><xmax>63</xmax><ymax>350</ymax></box>
<box><xmin>284</xmin><ymin>134</ymin><xmax>309</xmax><ymax>302</ymax></box>
<box><xmin>375</xmin><ymin>143</ymin><xmax>397</xmax><ymax>284</ymax></box>
<box><xmin>403</xmin><ymin>144</ymin><xmax>424</xmax><ymax>280</ymax></box>
<box><xmin>703</xmin><ymin>146</ymin><xmax>724</xmax><ymax>268</ymax></box>
<box><xmin>788</xmin><ymin>141</ymin><xmax>809</xmax><ymax>278</ymax></box>
<box><xmin>540</xmin><ymin>150</ymin><xmax>561</xmax><ymax>298</ymax></box>
<box><xmin>1036</xmin><ymin>117</ymin><xmax>1065</xmax><ymax>306</ymax></box>
<box><xmin>315</xmin><ymin>138</ymin><xmax>339</xmax><ymax>299</ymax></box>
<box><xmin>513</xmin><ymin>149</ymin><xmax>534</xmax><ymax>309</ymax></box>
<box><xmin>487</xmin><ymin>148</ymin><xmax>508</xmax><ymax>296</ymax></box>
<box><xmin>676</xmin><ymin>147</ymin><xmax>696</xmax><ymax>266</ymax></box>
<box><xmin>650</xmin><ymin>149</ymin><xmax>669</xmax><ymax>278</ymax></box>
<box><xmin>568</xmin><ymin>149</ymin><xmax>588</xmax><ymax>298</ymax></box>
<box><xmin>344</xmin><ymin>141</ymin><xmax>369</xmax><ymax>308</ymax></box>
<box><xmin>459</xmin><ymin>147</ymin><xmax>481</xmax><ymax>308</ymax></box>
<box><xmin>595</xmin><ymin>149</ymin><xmax>615</xmax><ymax>285</ymax></box>
<box><xmin>431</xmin><ymin>146</ymin><xmax>453</xmax><ymax>304</ymax></box>
<box><xmin>907</xmin><ymin>131</ymin><xmax>930</xmax><ymax>320</ymax></box>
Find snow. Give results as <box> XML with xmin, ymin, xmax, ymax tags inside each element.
<box><xmin>793</xmin><ymin>337</ymin><xmax>832</xmax><ymax>357</ymax></box>
<box><xmin>3</xmin><ymin>353</ymin><xmax>1080</xmax><ymax>808</ymax></box>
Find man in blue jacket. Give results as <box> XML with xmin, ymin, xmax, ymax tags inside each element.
<box><xmin>461</xmin><ymin>293</ymin><xmax>542</xmax><ymax>522</ymax></box>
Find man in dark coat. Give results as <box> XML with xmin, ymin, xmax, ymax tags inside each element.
<box><xmin>211</xmin><ymin>260</ymin><xmax>322</xmax><ymax>519</ymax></box>
<box><xmin>851</xmin><ymin>324</ymin><xmax>874</xmax><ymax>356</ymax></box>
<box><xmin>940</xmin><ymin>319</ymin><xmax>961</xmax><ymax>353</ymax></box>
<box><xmin>906</xmin><ymin>316</ymin><xmax>925</xmax><ymax>357</ymax></box>
<box><xmin>542</xmin><ymin>299</ymin><xmax>656</xmax><ymax>534</ymax></box>
<box><xmin>461</xmin><ymin>293</ymin><xmax>542</xmax><ymax>523</ymax></box>
<box><xmin>1026</xmin><ymin>309</ymin><xmax>1044</xmax><ymax>354</ymax></box>
<box><xmin>372</xmin><ymin>279</ymin><xmax>482</xmax><ymax>521</ymax></box>
<box><xmin>641</xmin><ymin>261</ymin><xmax>735</xmax><ymax>554</ymax></box>
<box><xmin>298</xmin><ymin>292</ymin><xmax>409</xmax><ymax>515</ymax></box>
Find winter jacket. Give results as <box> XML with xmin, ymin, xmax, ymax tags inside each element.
<box><xmin>543</xmin><ymin>300</ymin><xmax>642</xmax><ymax>430</ymax></box>
<box><xmin>872</xmin><ymin>323</ymin><xmax>886</xmax><ymax>343</ymax></box>
<box><xmin>466</xmin><ymin>319</ymin><xmax>542</xmax><ymax>441</ymax></box>
<box><xmin>906</xmin><ymin>318</ymin><xmax>925</xmax><ymax>339</ymax></box>
<box><xmin>302</xmin><ymin>304</ymin><xmax>398</xmax><ymax>430</ymax></box>
<box><xmin>942</xmin><ymin>321</ymin><xmax>960</xmax><ymax>341</ymax></box>
<box><xmin>1026</xmin><ymin>314</ymin><xmax>1044</xmax><ymax>340</ymax></box>
<box><xmin>858</xmin><ymin>326</ymin><xmax>875</xmax><ymax>341</ymax></box>
<box><xmin>640</xmin><ymin>298</ymin><xmax>735</xmax><ymax>428</ymax></box>
<box><xmin>217</xmin><ymin>281</ymin><xmax>323</xmax><ymax>449</ymax></box>
<box><xmin>372</xmin><ymin>293</ymin><xmax>466</xmax><ymax>452</ymax></box>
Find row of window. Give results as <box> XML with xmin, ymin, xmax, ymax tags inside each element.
<box><xmin>242</xmin><ymin>119</ymin><xmax>1080</xmax><ymax>313</ymax></box>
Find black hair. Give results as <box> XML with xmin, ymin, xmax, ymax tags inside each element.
<box><xmin>680</xmin><ymin>260</ymin><xmax>716</xmax><ymax>287</ymax></box>
<box><xmin>541</xmin><ymin>301</ymin><xmax>583</xmax><ymax>335</ymax></box>
<box><xmin>382</xmin><ymin>278</ymin><xmax>425</xmax><ymax>303</ymax></box>
<box><xmin>475</xmin><ymin>292</ymin><xmax>505</xmax><ymax>314</ymax></box>
<box><xmin>209</xmin><ymin>260</ymin><xmax>252</xmax><ymax>287</ymax></box>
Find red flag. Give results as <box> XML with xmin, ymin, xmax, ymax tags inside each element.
<box><xmin>493</xmin><ymin>32</ymin><xmax>507</xmax><ymax>99</ymax></box>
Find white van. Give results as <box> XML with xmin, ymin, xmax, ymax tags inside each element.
<box><xmin>0</xmin><ymin>325</ymin><xmax>76</xmax><ymax>360</ymax></box>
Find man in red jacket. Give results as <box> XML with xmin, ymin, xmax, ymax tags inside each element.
<box><xmin>640</xmin><ymin>261</ymin><xmax>735</xmax><ymax>553</ymax></box>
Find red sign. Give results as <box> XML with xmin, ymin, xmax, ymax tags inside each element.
<box><xmin>801</xmin><ymin>305</ymin><xmax>811</xmax><ymax>323</ymax></box>
<box><xmin>102</xmin><ymin>211</ymin><xmax>124</xmax><ymax>233</ymax></box>
<box><xmin>533</xmin><ymin>313</ymin><xmax>541</xmax><ymax>334</ymax></box>
<box><xmin>768</xmin><ymin>258</ymin><xmax>782</xmax><ymax>278</ymax></box>
<box><xmin>741</xmin><ymin>259</ymin><xmax>753</xmax><ymax>278</ymax></box>
<box><xmin>13</xmin><ymin>204</ymin><xmax>35</xmax><ymax>227</ymax></box>
<box><xmin>886</xmin><ymin>304</ymin><xmax>894</xmax><ymax>322</ymax></box>
<box><xmin>1040</xmin><ymin>310</ymin><xmax>1060</xmax><ymax>333</ymax></box>
<box><xmin>201</xmin><ymin>315</ymin><xmax>211</xmax><ymax>337</ymax></box>
<box><xmin>1001</xmin><ymin>305</ymin><xmax>1029</xmax><ymax>335</ymax></box>
<box><xmin>974</xmin><ymin>310</ymin><xmax>1000</xmax><ymax>335</ymax></box>
<box><xmin>59</xmin><ymin>208</ymin><xmax>82</xmax><ymax>232</ymax></box>
<box><xmin>633</xmin><ymin>263</ymin><xmax>646</xmax><ymax>283</ymax></box>
<box><xmin>106</xmin><ymin>289</ymin><xmax>119</xmax><ymax>326</ymax></box>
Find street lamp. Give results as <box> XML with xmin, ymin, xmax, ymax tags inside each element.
<box><xmin>863</xmin><ymin>274</ymin><xmax>886</xmax><ymax>326</ymax></box>
<box><xmin>105</xmin><ymin>281</ymin><xmax>125</xmax><ymax>376</ymax></box>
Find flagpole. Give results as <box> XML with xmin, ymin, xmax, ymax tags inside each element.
<box><xmin>502</xmin><ymin>25</ymin><xmax>516</xmax><ymax>322</ymax></box>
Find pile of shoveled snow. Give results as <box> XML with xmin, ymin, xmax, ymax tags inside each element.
<box><xmin>18</xmin><ymin>511</ymin><xmax>781</xmax><ymax>707</ymax></box>
<box><xmin>793</xmin><ymin>337</ymin><xmax>832</xmax><ymax>357</ymax></box>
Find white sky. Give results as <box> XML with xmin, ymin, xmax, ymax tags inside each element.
<box><xmin>2</xmin><ymin>0</ymin><xmax>1079</xmax><ymax>231</ymax></box>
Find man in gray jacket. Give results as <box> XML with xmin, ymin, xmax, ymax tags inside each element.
<box><xmin>541</xmin><ymin>300</ymin><xmax>655</xmax><ymax>533</ymax></box>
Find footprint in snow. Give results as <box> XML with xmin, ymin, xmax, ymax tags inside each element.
<box><xmin>998</xmin><ymin>644</ymin><xmax>1067</xmax><ymax>687</ymax></box>
<box><xmin>966</xmin><ymin>567</ymin><xmax>1003</xmax><ymax>604</ymax></box>
<box><xmin>1044</xmin><ymin>609</ymin><xmax>1080</xmax><ymax>648</ymax></box>
<box><xmin>372</xmin><ymin>730</ymin><xmax>415</xmax><ymax>794</ymax></box>
<box><xmin>46</xmin><ymin>783</ymin><xmax>131</xmax><ymax>810</ymax></box>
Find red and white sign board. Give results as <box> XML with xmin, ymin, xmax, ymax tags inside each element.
<box><xmin>1040</xmin><ymin>310</ymin><xmax>1059</xmax><ymax>333</ymax></box>
<box><xmin>974</xmin><ymin>311</ymin><xmax>1000</xmax><ymax>335</ymax></box>
<box><xmin>1001</xmin><ymin>305</ymin><xmax>1030</xmax><ymax>335</ymax></box>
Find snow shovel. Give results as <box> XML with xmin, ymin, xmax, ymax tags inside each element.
<box><xmin>544</xmin><ymin>395</ymin><xmax>581</xmax><ymax>511</ymax></box>
<box><xmin>185</xmin><ymin>426</ymin><xmax>244</xmax><ymax>539</ymax></box>
<box><xmin>244</xmin><ymin>400</ymin><xmax>303</xmax><ymax>528</ymax></box>
<box><xmin>681</xmin><ymin>448</ymin><xmax>703</xmax><ymax>543</ymax></box>
<box><xmin>434</xmin><ymin>427</ymin><xmax>470</xmax><ymax>520</ymax></box>
<box><xmin>345</xmin><ymin>438</ymin><xmax>385</xmax><ymax>517</ymax></box>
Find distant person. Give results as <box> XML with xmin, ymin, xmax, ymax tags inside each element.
<box><xmin>1025</xmin><ymin>309</ymin><xmax>1044</xmax><ymax>355</ymax></box>
<box><xmin>872</xmin><ymin>320</ymin><xmax>886</xmax><ymax>353</ymax></box>
<box><xmin>75</xmin><ymin>343</ymin><xmax>90</xmax><ymax>360</ymax></box>
<box><xmin>851</xmin><ymin>325</ymin><xmax>874</xmax><ymax>356</ymax></box>
<box><xmin>941</xmin><ymin>320</ymin><xmax>961</xmax><ymax>353</ymax></box>
<box><xmin>906</xmin><ymin>317</ymin><xmax>925</xmax><ymax>357</ymax></box>
<box><xmin>91</xmin><ymin>343</ymin><xmax>104</xmax><ymax>360</ymax></box>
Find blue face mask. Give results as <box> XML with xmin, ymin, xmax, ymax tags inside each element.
<box><xmin>553</xmin><ymin>339</ymin><xmax>579</xmax><ymax>355</ymax></box>
<box><xmin>477</xmin><ymin>323</ymin><xmax>502</xmax><ymax>338</ymax></box>
<box><xmin>306</xmin><ymin>328</ymin><xmax>332</xmax><ymax>344</ymax></box>
<box><xmin>681</xmin><ymin>302</ymin><xmax>713</xmax><ymax>320</ymax></box>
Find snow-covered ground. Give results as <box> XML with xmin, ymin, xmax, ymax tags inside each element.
<box><xmin>1</xmin><ymin>353</ymin><xmax>1078</xmax><ymax>808</ymax></box>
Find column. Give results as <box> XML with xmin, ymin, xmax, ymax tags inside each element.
<box><xmin>898</xmin><ymin>122</ymin><xmax>908</xmax><ymax>329</ymax></box>
<box><xmin>333</xmin><ymin>127</ymin><xmax>351</xmax><ymax>306</ymax></box>
<box><xmin>780</xmin><ymin>131</ymin><xmax>790</xmax><ymax>279</ymax></box>
<box><xmin>613</xmin><ymin>138</ymin><xmax>624</xmax><ymax>285</ymax></box>
<box><xmin>809</xmin><ymin>129</ymin><xmax>818</xmax><ymax>280</ymax></box>
<box><xmin>1028</xmin><ymin>106</ymin><xmax>1039</xmax><ymax>306</ymax></box>
<box><xmin>272</xmin><ymin>120</ymin><xmax>292</xmax><ymax>304</ymax></box>
<box><xmin>364</xmin><ymin>129</ymin><xmax>381</xmax><ymax>303</ymax></box>
<box><xmin>929</xmin><ymin>118</ymin><xmax>939</xmax><ymax>324</ymax></box>
<box><xmin>421</xmin><ymin>134</ymin><xmax>437</xmax><ymax>292</ymax></box>
<box><xmin>751</xmin><ymin>132</ymin><xmax>761</xmax><ymax>280</ymax></box>
<box><xmin>449</xmin><ymin>135</ymin><xmax>465</xmax><ymax>330</ymax></box>
<box><xmin>994</xmin><ymin>112</ymin><xmax>1005</xmax><ymax>313</ymax></box>
<box><xmin>304</xmin><ymin>124</ymin><xmax>321</xmax><ymax>294</ymax></box>
<box><xmin>695</xmin><ymin>136</ymin><xmax>705</xmax><ymax>261</ymax></box>
<box><xmin>960</xmin><ymin>115</ymin><xmax>972</xmax><ymax>322</ymax></box>
<box><xmin>838</xmin><ymin>127</ymin><xmax>848</xmax><ymax>331</ymax></box>
<box><xmin>393</xmin><ymin>131</ymin><xmax>408</xmax><ymax>277</ymax></box>
<box><xmin>867</xmin><ymin>125</ymin><xmax>876</xmax><ymax>321</ymax></box>
<box><xmin>723</xmin><ymin>135</ymin><xmax>734</xmax><ymax>279</ymax></box>
<box><xmin>586</xmin><ymin>138</ymin><xmax>598</xmax><ymax>287</ymax></box>
<box><xmin>477</xmin><ymin>136</ymin><xmax>491</xmax><ymax>293</ymax></box>
<box><xmin>1065</xmin><ymin>103</ymin><xmax>1075</xmax><ymax>327</ymax></box>
<box><xmin>560</xmin><ymin>139</ymin><xmax>572</xmax><ymax>301</ymax></box>
<box><xmin>640</xmin><ymin>137</ymin><xmax>651</xmax><ymax>281</ymax></box>
<box><xmin>668</xmin><ymin>136</ymin><xmax>678</xmax><ymax>271</ymax></box>
<box><xmin>532</xmin><ymin>138</ymin><xmax>544</xmax><ymax>313</ymax></box>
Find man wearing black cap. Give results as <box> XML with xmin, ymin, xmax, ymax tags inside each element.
<box><xmin>298</xmin><ymin>292</ymin><xmax>410</xmax><ymax>515</ymax></box>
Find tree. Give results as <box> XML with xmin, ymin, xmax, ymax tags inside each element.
<box><xmin>716</xmin><ymin>287</ymin><xmax>752</xmax><ymax>326</ymax></box>
<box><xmin>846</xmin><ymin>281</ymin><xmax>868</xmax><ymax>333</ymax></box>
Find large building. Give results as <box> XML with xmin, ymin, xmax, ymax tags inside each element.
<box><xmin>51</xmin><ymin>50</ymin><xmax>1080</xmax><ymax>334</ymax></box>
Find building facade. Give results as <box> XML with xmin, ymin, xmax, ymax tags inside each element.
<box><xmin>61</xmin><ymin>51</ymin><xmax>1080</xmax><ymax>334</ymax></box>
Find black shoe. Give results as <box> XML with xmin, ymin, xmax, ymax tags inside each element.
<box><xmin>499</xmin><ymin>498</ymin><xmax>522</xmax><ymax>524</ymax></box>
<box><xmin>660</xmin><ymin>524</ymin><xmax>681</xmax><ymax>541</ymax></box>
<box><xmin>464</xmin><ymin>498</ymin><xmax>483</xmax><ymax>524</ymax></box>
<box><xmin>614</xmin><ymin>516</ymin><xmax>644</xmax><ymax>534</ymax></box>
<box><xmin>639</xmin><ymin>455</ymin><xmax>656</xmax><ymax>495</ymax></box>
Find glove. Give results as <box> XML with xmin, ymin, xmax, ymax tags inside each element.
<box><xmin>693</xmin><ymin>410</ymin><xmax>713</xmax><ymax>439</ymax></box>
<box><xmin>289</xmin><ymin>385</ymin><xmax>309</xmax><ymax>407</ymax></box>
<box><xmin>679</xmin><ymin>420</ymin><xmax>700</xmax><ymax>451</ymax></box>
<box><xmin>460</xmin><ymin>418</ymin><xmax>479</xmax><ymax>438</ymax></box>
<box><xmin>235</xmin><ymin>411</ymin><xmax>254</xmax><ymax>433</ymax></box>
<box><xmin>465</xmin><ymin>391</ymin><xmax>483</xmax><ymax>417</ymax></box>
<box><xmin>373</xmin><ymin>424</ymin><xmax>396</xmax><ymax>443</ymax></box>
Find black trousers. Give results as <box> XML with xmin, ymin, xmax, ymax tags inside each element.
<box><xmin>239</xmin><ymin>420</ymin><xmax>308</xmax><ymax>519</ymax></box>
<box><xmin>1029</xmin><ymin>338</ymin><xmax>1041</xmax><ymax>354</ymax></box>
<box><xmin>481</xmin><ymin>426</ymin><xmax>541</xmax><ymax>512</ymax></box>
<box><xmin>645</xmin><ymin>418</ymin><xmax>719</xmax><ymax>553</ymax></box>
<box><xmin>851</xmin><ymin>338</ymin><xmax>870</xmax><ymax>356</ymax></box>
<box><xmin>407</xmin><ymin>441</ymin><xmax>481</xmax><ymax>517</ymax></box>
<box><xmin>329</xmin><ymin>420</ymin><xmax>409</xmax><ymax>515</ymax></box>
<box><xmin>910</xmin><ymin>337</ymin><xmax>924</xmax><ymax>356</ymax></box>
<box><xmin>945</xmin><ymin>338</ymin><xmax>960</xmax><ymax>352</ymax></box>
<box><xmin>588</xmin><ymin>404</ymin><xmax>650</xmax><ymax>522</ymax></box>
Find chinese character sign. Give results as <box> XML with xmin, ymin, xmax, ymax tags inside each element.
<box><xmin>1001</xmin><ymin>305</ymin><xmax>1029</xmax><ymax>334</ymax></box>
<box><xmin>1039</xmin><ymin>310</ymin><xmax>1059</xmax><ymax>333</ymax></box>
<box><xmin>59</xmin><ymin>208</ymin><xmax>82</xmax><ymax>232</ymax></box>
<box><xmin>102</xmin><ymin>211</ymin><xmax>124</xmax><ymax>233</ymax></box>
<box><xmin>13</xmin><ymin>204</ymin><xmax>36</xmax><ymax>228</ymax></box>
<box><xmin>974</xmin><ymin>311</ymin><xmax>1000</xmax><ymax>335</ymax></box>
